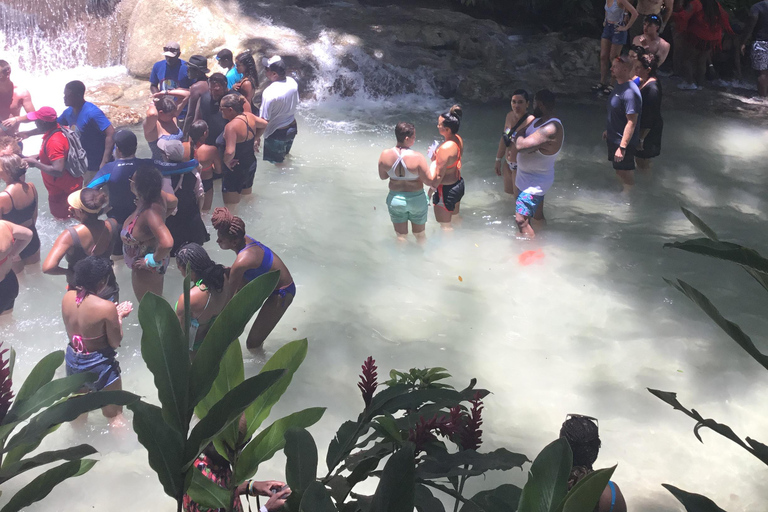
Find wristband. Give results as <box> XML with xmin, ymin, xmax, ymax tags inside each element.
<box><xmin>144</xmin><ymin>253</ymin><xmax>162</xmax><ymax>268</ymax></box>
<box><xmin>495</xmin><ymin>157</ymin><xmax>503</xmax><ymax>162</ymax></box>
<box><xmin>619</xmin><ymin>146</ymin><xmax>627</xmax><ymax>151</ymax></box>
<box><xmin>260</xmin><ymin>507</ymin><xmax>268</xmax><ymax>512</ymax></box>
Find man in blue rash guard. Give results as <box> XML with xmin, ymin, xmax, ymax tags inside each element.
<box><xmin>88</xmin><ymin>130</ymin><xmax>198</xmax><ymax>256</ymax></box>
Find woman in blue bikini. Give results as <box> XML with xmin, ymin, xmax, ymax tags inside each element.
<box><xmin>211</xmin><ymin>207</ymin><xmax>294</xmax><ymax>349</ymax></box>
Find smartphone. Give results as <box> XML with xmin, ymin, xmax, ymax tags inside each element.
<box><xmin>272</xmin><ymin>484</ymin><xmax>290</xmax><ymax>495</ymax></box>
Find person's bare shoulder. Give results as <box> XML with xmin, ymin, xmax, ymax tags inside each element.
<box><xmin>12</xmin><ymin>86</ymin><xmax>31</xmax><ymax>100</ymax></box>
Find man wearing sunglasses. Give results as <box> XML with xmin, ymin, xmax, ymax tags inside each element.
<box><xmin>150</xmin><ymin>41</ymin><xmax>192</xmax><ymax>95</ymax></box>
<box><xmin>0</xmin><ymin>60</ymin><xmax>35</xmax><ymax>139</ymax></box>
<box><xmin>628</xmin><ymin>0</ymin><xmax>672</xmax><ymax>42</ymax></box>
<box><xmin>631</xmin><ymin>14</ymin><xmax>671</xmax><ymax>65</ymax></box>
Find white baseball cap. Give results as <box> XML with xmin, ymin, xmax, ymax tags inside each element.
<box><xmin>261</xmin><ymin>55</ymin><xmax>285</xmax><ymax>70</ymax></box>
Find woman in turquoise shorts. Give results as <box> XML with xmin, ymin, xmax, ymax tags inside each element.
<box><xmin>377</xmin><ymin>122</ymin><xmax>431</xmax><ymax>241</ymax></box>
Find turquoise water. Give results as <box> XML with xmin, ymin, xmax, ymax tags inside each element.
<box><xmin>1</xmin><ymin>65</ymin><xmax>767</xmax><ymax>511</ymax></box>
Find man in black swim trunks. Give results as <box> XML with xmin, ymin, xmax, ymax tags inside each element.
<box><xmin>603</xmin><ymin>55</ymin><xmax>642</xmax><ymax>193</ymax></box>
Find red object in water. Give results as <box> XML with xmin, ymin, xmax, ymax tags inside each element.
<box><xmin>519</xmin><ymin>250</ymin><xmax>544</xmax><ymax>266</ymax></box>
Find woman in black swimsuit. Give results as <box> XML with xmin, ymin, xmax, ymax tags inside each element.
<box><xmin>233</xmin><ymin>51</ymin><xmax>261</xmax><ymax>115</ymax></box>
<box><xmin>42</xmin><ymin>188</ymin><xmax>120</xmax><ymax>301</ymax></box>
<box><xmin>0</xmin><ymin>154</ymin><xmax>39</xmax><ymax>272</ymax></box>
<box><xmin>219</xmin><ymin>94</ymin><xmax>267</xmax><ymax>205</ymax></box>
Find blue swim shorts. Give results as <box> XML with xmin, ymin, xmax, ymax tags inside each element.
<box><xmin>386</xmin><ymin>190</ymin><xmax>429</xmax><ymax>225</ymax></box>
<box><xmin>65</xmin><ymin>345</ymin><xmax>121</xmax><ymax>392</ymax></box>
<box><xmin>601</xmin><ymin>23</ymin><xmax>628</xmax><ymax>46</ymax></box>
<box><xmin>263</xmin><ymin>121</ymin><xmax>298</xmax><ymax>164</ymax></box>
<box><xmin>516</xmin><ymin>192</ymin><xmax>544</xmax><ymax>218</ymax></box>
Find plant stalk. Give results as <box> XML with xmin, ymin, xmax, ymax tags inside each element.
<box><xmin>453</xmin><ymin>467</ymin><xmax>469</xmax><ymax>512</ymax></box>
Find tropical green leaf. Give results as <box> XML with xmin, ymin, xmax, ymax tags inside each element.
<box><xmin>369</xmin><ymin>443</ymin><xmax>415</xmax><ymax>512</ymax></box>
<box><xmin>183</xmin><ymin>369</ymin><xmax>285</xmax><ymax>468</ymax></box>
<box><xmin>417</xmin><ymin>448</ymin><xmax>529</xmax><ymax>480</ymax></box>
<box><xmin>6</xmin><ymin>372</ymin><xmax>97</xmax><ymax>423</ymax></box>
<box><xmin>139</xmin><ymin>292</ymin><xmax>190</xmax><ymax>434</ymax></box>
<box><xmin>183</xmin><ymin>267</ymin><xmax>192</xmax><ymax>344</ymax></box>
<box><xmin>234</xmin><ymin>407</ymin><xmax>326</xmax><ymax>483</ymax></box>
<box><xmin>0</xmin><ymin>422</ymin><xmax>19</xmax><ymax>444</ymax></box>
<box><xmin>680</xmin><ymin>207</ymin><xmax>719</xmax><ymax>241</ymax></box>
<box><xmin>0</xmin><ymin>444</ymin><xmax>97</xmax><ymax>484</ymax></box>
<box><xmin>244</xmin><ymin>338</ymin><xmax>308</xmax><ymax>439</ymax></box>
<box><xmin>188</xmin><ymin>271</ymin><xmax>280</xmax><ymax>411</ymax></box>
<box><xmin>517</xmin><ymin>438</ymin><xmax>572</xmax><ymax>512</ymax></box>
<box><xmin>0</xmin><ymin>459</ymin><xmax>96</xmax><ymax>512</ymax></box>
<box><xmin>128</xmin><ymin>400</ymin><xmax>185</xmax><ymax>499</ymax></box>
<box><xmin>327</xmin><ymin>420</ymin><xmax>363</xmax><ymax>473</ymax></box>
<box><xmin>4</xmin><ymin>391</ymin><xmax>139</xmax><ymax>454</ymax></box>
<box><xmin>371</xmin><ymin>415</ymin><xmax>402</xmax><ymax>444</ymax></box>
<box><xmin>664</xmin><ymin>238</ymin><xmax>768</xmax><ymax>274</ymax></box>
<box><xmin>8</xmin><ymin>347</ymin><xmax>15</xmax><ymax>380</ymax></box>
<box><xmin>668</xmin><ymin>279</ymin><xmax>768</xmax><ymax>371</ymax></box>
<box><xmin>285</xmin><ymin>427</ymin><xmax>319</xmax><ymax>508</ymax></box>
<box><xmin>2</xmin><ymin>427</ymin><xmax>57</xmax><ymax>469</ymax></box>
<box><xmin>187</xmin><ymin>463</ymin><xmax>233</xmax><ymax>510</ymax></box>
<box><xmin>12</xmin><ymin>351</ymin><xmax>64</xmax><ymax>404</ymax></box>
<box><xmin>415</xmin><ymin>484</ymin><xmax>446</xmax><ymax>512</ymax></box>
<box><xmin>662</xmin><ymin>484</ymin><xmax>726</xmax><ymax>512</ymax></box>
<box><xmin>300</xmin><ymin>481</ymin><xmax>336</xmax><ymax>512</ymax></box>
<box><xmin>556</xmin><ymin>466</ymin><xmax>615</xmax><ymax>512</ymax></box>
<box><xmin>460</xmin><ymin>484</ymin><xmax>522</xmax><ymax>512</ymax></box>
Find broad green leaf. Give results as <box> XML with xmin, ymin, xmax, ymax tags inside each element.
<box><xmin>139</xmin><ymin>292</ymin><xmax>190</xmax><ymax>434</ymax></box>
<box><xmin>188</xmin><ymin>271</ymin><xmax>280</xmax><ymax>411</ymax></box>
<box><xmin>667</xmin><ymin>279</ymin><xmax>768</xmax><ymax>370</ymax></box>
<box><xmin>371</xmin><ymin>414</ymin><xmax>402</xmax><ymax>444</ymax></box>
<box><xmin>2</xmin><ymin>426</ymin><xmax>57</xmax><ymax>469</ymax></box>
<box><xmin>664</xmin><ymin>238</ymin><xmax>768</xmax><ymax>274</ymax></box>
<box><xmin>285</xmin><ymin>427</ymin><xmax>319</xmax><ymax>508</ymax></box>
<box><xmin>187</xmin><ymin>463</ymin><xmax>233</xmax><ymax>510</ymax></box>
<box><xmin>300</xmin><ymin>481</ymin><xmax>336</xmax><ymax>512</ymax></box>
<box><xmin>183</xmin><ymin>267</ymin><xmax>192</xmax><ymax>344</ymax></box>
<box><xmin>128</xmin><ymin>400</ymin><xmax>185</xmax><ymax>499</ymax></box>
<box><xmin>6</xmin><ymin>372</ymin><xmax>97</xmax><ymax>423</ymax></box>
<box><xmin>369</xmin><ymin>443</ymin><xmax>415</xmax><ymax>512</ymax></box>
<box><xmin>517</xmin><ymin>438</ymin><xmax>572</xmax><ymax>512</ymax></box>
<box><xmin>662</xmin><ymin>484</ymin><xmax>726</xmax><ymax>512</ymax></box>
<box><xmin>417</xmin><ymin>448</ymin><xmax>530</xmax><ymax>480</ymax></box>
<box><xmin>183</xmin><ymin>369</ymin><xmax>285</xmax><ymax>468</ymax></box>
<box><xmin>326</xmin><ymin>420</ymin><xmax>363</xmax><ymax>473</ymax></box>
<box><xmin>8</xmin><ymin>347</ymin><xmax>15</xmax><ymax>380</ymax></box>
<box><xmin>0</xmin><ymin>421</ymin><xmax>18</xmax><ymax>444</ymax></box>
<box><xmin>460</xmin><ymin>484</ymin><xmax>522</xmax><ymax>512</ymax></box>
<box><xmin>415</xmin><ymin>484</ymin><xmax>446</xmax><ymax>512</ymax></box>
<box><xmin>244</xmin><ymin>338</ymin><xmax>308</xmax><ymax>438</ymax></box>
<box><xmin>556</xmin><ymin>466</ymin><xmax>615</xmax><ymax>512</ymax></box>
<box><xmin>4</xmin><ymin>391</ymin><xmax>139</xmax><ymax>454</ymax></box>
<box><xmin>0</xmin><ymin>444</ymin><xmax>97</xmax><ymax>484</ymax></box>
<box><xmin>13</xmin><ymin>351</ymin><xmax>63</xmax><ymax>403</ymax></box>
<box><xmin>0</xmin><ymin>459</ymin><xmax>96</xmax><ymax>512</ymax></box>
<box><xmin>234</xmin><ymin>407</ymin><xmax>326</xmax><ymax>483</ymax></box>
<box><xmin>680</xmin><ymin>207</ymin><xmax>719</xmax><ymax>241</ymax></box>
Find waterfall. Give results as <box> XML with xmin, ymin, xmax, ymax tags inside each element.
<box><xmin>0</xmin><ymin>0</ymin><xmax>124</xmax><ymax>74</ymax></box>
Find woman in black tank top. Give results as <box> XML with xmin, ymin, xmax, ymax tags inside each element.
<box><xmin>42</xmin><ymin>188</ymin><xmax>120</xmax><ymax>302</ymax></box>
<box><xmin>219</xmin><ymin>93</ymin><xmax>267</xmax><ymax>204</ymax></box>
<box><xmin>0</xmin><ymin>154</ymin><xmax>40</xmax><ymax>271</ymax></box>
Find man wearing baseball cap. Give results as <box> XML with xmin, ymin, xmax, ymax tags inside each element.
<box><xmin>260</xmin><ymin>55</ymin><xmax>299</xmax><ymax>164</ymax></box>
<box><xmin>631</xmin><ymin>14</ymin><xmax>670</xmax><ymax>66</ymax></box>
<box><xmin>19</xmin><ymin>107</ymin><xmax>83</xmax><ymax>219</ymax></box>
<box><xmin>182</xmin><ymin>55</ymin><xmax>210</xmax><ymax>136</ymax></box>
<box><xmin>150</xmin><ymin>41</ymin><xmax>192</xmax><ymax>94</ymax></box>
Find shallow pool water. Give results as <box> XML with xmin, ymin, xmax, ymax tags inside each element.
<box><xmin>1</xmin><ymin>66</ymin><xmax>768</xmax><ymax>511</ymax></box>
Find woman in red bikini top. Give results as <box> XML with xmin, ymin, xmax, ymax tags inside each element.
<box><xmin>430</xmin><ymin>104</ymin><xmax>465</xmax><ymax>228</ymax></box>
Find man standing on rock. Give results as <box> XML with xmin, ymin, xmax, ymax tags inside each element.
<box><xmin>0</xmin><ymin>60</ymin><xmax>35</xmax><ymax>140</ymax></box>
<box><xmin>628</xmin><ymin>0</ymin><xmax>672</xmax><ymax>42</ymax></box>
<box><xmin>632</xmin><ymin>14</ymin><xmax>670</xmax><ymax>65</ymax></box>
<box><xmin>260</xmin><ymin>56</ymin><xmax>299</xmax><ymax>164</ymax></box>
<box><xmin>217</xmin><ymin>49</ymin><xmax>243</xmax><ymax>89</ymax></box>
<box><xmin>603</xmin><ymin>55</ymin><xmax>642</xmax><ymax>193</ymax></box>
<box><xmin>150</xmin><ymin>42</ymin><xmax>192</xmax><ymax>94</ymax></box>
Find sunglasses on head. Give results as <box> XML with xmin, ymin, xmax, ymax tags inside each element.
<box><xmin>163</xmin><ymin>47</ymin><xmax>179</xmax><ymax>53</ymax></box>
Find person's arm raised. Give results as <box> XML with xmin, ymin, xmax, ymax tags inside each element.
<box><xmin>143</xmin><ymin>103</ymin><xmax>159</xmax><ymax>142</ymax></box>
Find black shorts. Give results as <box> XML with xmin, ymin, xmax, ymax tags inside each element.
<box><xmin>202</xmin><ymin>177</ymin><xmax>214</xmax><ymax>192</ymax></box>
<box><xmin>263</xmin><ymin>121</ymin><xmax>298</xmax><ymax>164</ymax></box>
<box><xmin>0</xmin><ymin>271</ymin><xmax>19</xmax><ymax>314</ymax></box>
<box><xmin>221</xmin><ymin>161</ymin><xmax>257</xmax><ymax>194</ymax></box>
<box><xmin>20</xmin><ymin>226</ymin><xmax>40</xmax><ymax>259</ymax></box>
<box><xmin>432</xmin><ymin>177</ymin><xmax>465</xmax><ymax>212</ymax></box>
<box><xmin>607</xmin><ymin>142</ymin><xmax>636</xmax><ymax>171</ymax></box>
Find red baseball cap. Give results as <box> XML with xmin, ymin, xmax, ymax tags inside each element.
<box><xmin>27</xmin><ymin>107</ymin><xmax>57</xmax><ymax>122</ymax></box>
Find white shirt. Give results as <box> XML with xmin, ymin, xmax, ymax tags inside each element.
<box><xmin>515</xmin><ymin>118</ymin><xmax>564</xmax><ymax>196</ymax></box>
<box><xmin>261</xmin><ymin>77</ymin><xmax>299</xmax><ymax>138</ymax></box>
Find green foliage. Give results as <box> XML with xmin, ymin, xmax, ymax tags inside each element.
<box><xmin>385</xmin><ymin>367</ymin><xmax>452</xmax><ymax>389</ymax></box>
<box><xmin>0</xmin><ymin>345</ymin><xmax>138</xmax><ymax>512</ymax></box>
<box><xmin>653</xmin><ymin>207</ymin><xmax>768</xmax><ymax>508</ymax></box>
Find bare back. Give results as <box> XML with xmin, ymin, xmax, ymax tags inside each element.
<box><xmin>61</xmin><ymin>291</ymin><xmax>119</xmax><ymax>352</ymax></box>
<box><xmin>378</xmin><ymin>147</ymin><xmax>429</xmax><ymax>192</ymax></box>
<box><xmin>635</xmin><ymin>0</ymin><xmax>663</xmax><ymax>15</ymax></box>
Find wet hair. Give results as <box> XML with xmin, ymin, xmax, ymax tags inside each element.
<box><xmin>190</xmin><ymin>120</ymin><xmax>209</xmax><ymax>144</ymax></box>
<box><xmin>208</xmin><ymin>72</ymin><xmax>228</xmax><ymax>88</ymax></box>
<box><xmin>65</xmin><ymin>80</ymin><xmax>86</xmax><ymax>99</ymax></box>
<box><xmin>73</xmin><ymin>256</ymin><xmax>112</xmax><ymax>292</ymax></box>
<box><xmin>439</xmin><ymin>105</ymin><xmax>462</xmax><ymax>134</ymax></box>
<box><xmin>156</xmin><ymin>96</ymin><xmax>177</xmax><ymax>114</ymax></box>
<box><xmin>638</xmin><ymin>52</ymin><xmax>659</xmax><ymax>77</ymax></box>
<box><xmin>221</xmin><ymin>93</ymin><xmax>245</xmax><ymax>113</ymax></box>
<box><xmin>176</xmin><ymin>243</ymin><xmax>227</xmax><ymax>292</ymax></box>
<box><xmin>133</xmin><ymin>163</ymin><xmax>163</xmax><ymax>204</ymax></box>
<box><xmin>560</xmin><ymin>416</ymin><xmax>601</xmax><ymax>469</ymax></box>
<box><xmin>511</xmin><ymin>89</ymin><xmax>530</xmax><ymax>102</ymax></box>
<box><xmin>534</xmin><ymin>89</ymin><xmax>556</xmax><ymax>110</ymax></box>
<box><xmin>79</xmin><ymin>188</ymin><xmax>108</xmax><ymax>217</ymax></box>
<box><xmin>235</xmin><ymin>51</ymin><xmax>259</xmax><ymax>88</ymax></box>
<box><xmin>0</xmin><ymin>154</ymin><xmax>27</xmax><ymax>182</ymax></box>
<box><xmin>395</xmin><ymin>122</ymin><xmax>415</xmax><ymax>144</ymax></box>
<box><xmin>0</xmin><ymin>136</ymin><xmax>21</xmax><ymax>156</ymax></box>
<box><xmin>211</xmin><ymin>207</ymin><xmax>246</xmax><ymax>240</ymax></box>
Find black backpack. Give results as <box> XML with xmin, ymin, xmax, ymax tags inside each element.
<box><xmin>44</xmin><ymin>126</ymin><xmax>89</xmax><ymax>178</ymax></box>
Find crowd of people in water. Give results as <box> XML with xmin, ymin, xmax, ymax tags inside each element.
<box><xmin>2</xmin><ymin>1</ymin><xmax>768</xmax><ymax>508</ymax></box>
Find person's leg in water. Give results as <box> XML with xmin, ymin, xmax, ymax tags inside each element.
<box><xmin>412</xmin><ymin>222</ymin><xmax>426</xmax><ymax>243</ymax></box>
<box><xmin>515</xmin><ymin>192</ymin><xmax>542</xmax><ymax>238</ymax></box>
<box><xmin>132</xmin><ymin>268</ymin><xmax>164</xmax><ymax>302</ymax></box>
<box><xmin>434</xmin><ymin>204</ymin><xmax>453</xmax><ymax>230</ymax></box>
<box><xmin>636</xmin><ymin>157</ymin><xmax>652</xmax><ymax>173</ymax></box>
<box><xmin>101</xmin><ymin>378</ymin><xmax>128</xmax><ymax>428</ymax></box>
<box><xmin>531</xmin><ymin>197</ymin><xmax>546</xmax><ymax>231</ymax></box>
<box><xmin>616</xmin><ymin>169</ymin><xmax>635</xmax><ymax>193</ymax></box>
<box><xmin>695</xmin><ymin>48</ymin><xmax>711</xmax><ymax>86</ymax></box>
<box><xmin>246</xmin><ymin>292</ymin><xmax>294</xmax><ymax>349</ymax></box>
<box><xmin>393</xmin><ymin>221</ymin><xmax>409</xmax><ymax>242</ymax></box>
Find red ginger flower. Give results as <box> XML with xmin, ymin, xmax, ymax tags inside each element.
<box><xmin>460</xmin><ymin>392</ymin><xmax>484</xmax><ymax>451</ymax></box>
<box><xmin>0</xmin><ymin>344</ymin><xmax>13</xmax><ymax>424</ymax></box>
<box><xmin>358</xmin><ymin>356</ymin><xmax>378</xmax><ymax>408</ymax></box>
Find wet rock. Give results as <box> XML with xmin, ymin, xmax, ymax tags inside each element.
<box><xmin>100</xmin><ymin>104</ymin><xmax>142</xmax><ymax>127</ymax></box>
<box><xmin>86</xmin><ymin>83</ymin><xmax>124</xmax><ymax>103</ymax></box>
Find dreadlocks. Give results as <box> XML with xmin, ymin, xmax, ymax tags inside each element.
<box><xmin>175</xmin><ymin>243</ymin><xmax>227</xmax><ymax>292</ymax></box>
<box><xmin>560</xmin><ymin>415</ymin><xmax>601</xmax><ymax>489</ymax></box>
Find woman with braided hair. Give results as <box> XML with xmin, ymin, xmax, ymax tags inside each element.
<box><xmin>559</xmin><ymin>415</ymin><xmax>627</xmax><ymax>512</ymax></box>
<box><xmin>211</xmin><ymin>207</ymin><xmax>294</xmax><ymax>349</ymax></box>
<box><xmin>174</xmin><ymin>243</ymin><xmax>231</xmax><ymax>356</ymax></box>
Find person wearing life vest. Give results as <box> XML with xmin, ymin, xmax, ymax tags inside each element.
<box><xmin>20</xmin><ymin>107</ymin><xmax>83</xmax><ymax>219</ymax></box>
